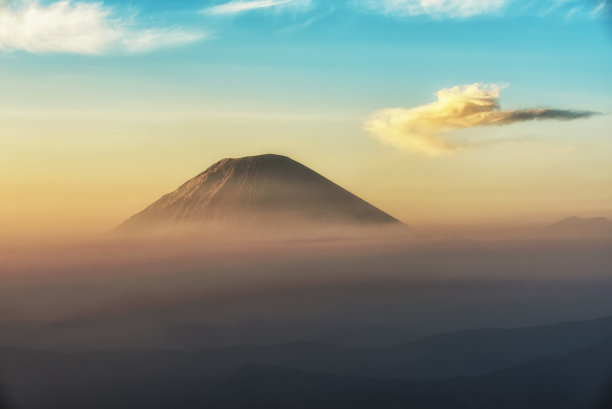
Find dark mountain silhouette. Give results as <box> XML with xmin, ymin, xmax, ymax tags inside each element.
<box><xmin>215</xmin><ymin>364</ymin><xmax>467</xmax><ymax>409</ymax></box>
<box><xmin>367</xmin><ymin>316</ymin><xmax>612</xmax><ymax>380</ymax></box>
<box><xmin>117</xmin><ymin>154</ymin><xmax>400</xmax><ymax>231</ymax></box>
<box><xmin>3</xmin><ymin>317</ymin><xmax>612</xmax><ymax>408</ymax></box>
<box><xmin>451</xmin><ymin>335</ymin><xmax>612</xmax><ymax>409</ymax></box>
<box><xmin>4</xmin><ymin>336</ymin><xmax>612</xmax><ymax>409</ymax></box>
<box><xmin>208</xmin><ymin>339</ymin><xmax>612</xmax><ymax>409</ymax></box>
<box><xmin>545</xmin><ymin>216</ymin><xmax>612</xmax><ymax>238</ymax></box>
<box><xmin>188</xmin><ymin>337</ymin><xmax>612</xmax><ymax>409</ymax></box>
<box><xmin>168</xmin><ymin>317</ymin><xmax>612</xmax><ymax>379</ymax></box>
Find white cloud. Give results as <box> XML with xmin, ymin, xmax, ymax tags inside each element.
<box><xmin>122</xmin><ymin>28</ymin><xmax>204</xmax><ymax>54</ymax></box>
<box><xmin>361</xmin><ymin>0</ymin><xmax>612</xmax><ymax>19</ymax></box>
<box><xmin>203</xmin><ymin>0</ymin><xmax>310</xmax><ymax>15</ymax></box>
<box><xmin>541</xmin><ymin>0</ymin><xmax>610</xmax><ymax>19</ymax></box>
<box><xmin>0</xmin><ymin>0</ymin><xmax>204</xmax><ymax>55</ymax></box>
<box><xmin>591</xmin><ymin>1</ymin><xmax>607</xmax><ymax>16</ymax></box>
<box><xmin>361</xmin><ymin>0</ymin><xmax>508</xmax><ymax>18</ymax></box>
<box><xmin>364</xmin><ymin>83</ymin><xmax>598</xmax><ymax>156</ymax></box>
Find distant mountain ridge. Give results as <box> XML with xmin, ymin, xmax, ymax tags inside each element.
<box><xmin>3</xmin><ymin>316</ymin><xmax>612</xmax><ymax>409</ymax></box>
<box><xmin>117</xmin><ymin>154</ymin><xmax>400</xmax><ymax>231</ymax></box>
<box><xmin>545</xmin><ymin>216</ymin><xmax>612</xmax><ymax>237</ymax></box>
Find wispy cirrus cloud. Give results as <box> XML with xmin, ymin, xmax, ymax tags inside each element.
<box><xmin>203</xmin><ymin>0</ymin><xmax>310</xmax><ymax>15</ymax></box>
<box><xmin>360</xmin><ymin>0</ymin><xmax>508</xmax><ymax>18</ymax></box>
<box><xmin>359</xmin><ymin>0</ymin><xmax>609</xmax><ymax>19</ymax></box>
<box><xmin>364</xmin><ymin>83</ymin><xmax>598</xmax><ymax>156</ymax></box>
<box><xmin>0</xmin><ymin>0</ymin><xmax>205</xmax><ymax>55</ymax></box>
<box><xmin>539</xmin><ymin>0</ymin><xmax>611</xmax><ymax>20</ymax></box>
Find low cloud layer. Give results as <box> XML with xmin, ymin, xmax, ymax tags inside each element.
<box><xmin>364</xmin><ymin>83</ymin><xmax>598</xmax><ymax>156</ymax></box>
<box><xmin>0</xmin><ymin>0</ymin><xmax>204</xmax><ymax>54</ymax></box>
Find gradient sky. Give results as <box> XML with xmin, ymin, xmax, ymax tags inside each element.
<box><xmin>1</xmin><ymin>0</ymin><xmax>611</xmax><ymax>236</ymax></box>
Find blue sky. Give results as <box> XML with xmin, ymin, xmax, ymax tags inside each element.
<box><xmin>2</xmin><ymin>0</ymin><xmax>611</xmax><ymax>114</ymax></box>
<box><xmin>1</xmin><ymin>0</ymin><xmax>611</xmax><ymax>233</ymax></box>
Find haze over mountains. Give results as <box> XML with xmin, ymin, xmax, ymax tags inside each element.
<box><xmin>117</xmin><ymin>154</ymin><xmax>400</xmax><ymax>232</ymax></box>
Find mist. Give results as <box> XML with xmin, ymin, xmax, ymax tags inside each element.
<box><xmin>1</xmin><ymin>224</ymin><xmax>611</xmax><ymax>351</ymax></box>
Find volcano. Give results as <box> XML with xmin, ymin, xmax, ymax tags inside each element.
<box><xmin>117</xmin><ymin>154</ymin><xmax>400</xmax><ymax>231</ymax></box>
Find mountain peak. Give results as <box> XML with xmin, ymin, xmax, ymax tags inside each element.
<box><xmin>117</xmin><ymin>154</ymin><xmax>401</xmax><ymax>232</ymax></box>
<box><xmin>209</xmin><ymin>153</ymin><xmax>294</xmax><ymax>167</ymax></box>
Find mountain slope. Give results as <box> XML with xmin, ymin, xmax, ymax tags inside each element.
<box><xmin>117</xmin><ymin>154</ymin><xmax>400</xmax><ymax>231</ymax></box>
